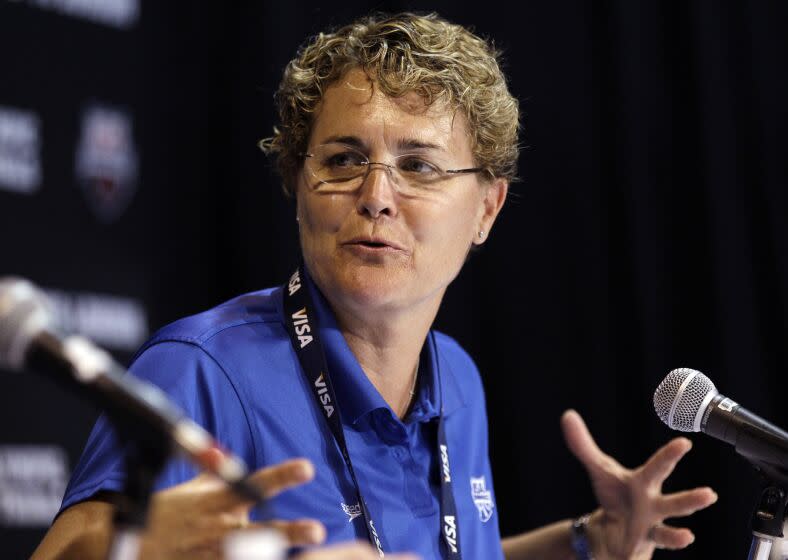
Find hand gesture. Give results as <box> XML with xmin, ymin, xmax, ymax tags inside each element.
<box><xmin>295</xmin><ymin>542</ymin><xmax>420</xmax><ymax>560</ymax></box>
<box><xmin>561</xmin><ymin>409</ymin><xmax>718</xmax><ymax>559</ymax></box>
<box><xmin>39</xmin><ymin>452</ymin><xmax>327</xmax><ymax>560</ymax></box>
<box><xmin>137</xmin><ymin>452</ymin><xmax>326</xmax><ymax>559</ymax></box>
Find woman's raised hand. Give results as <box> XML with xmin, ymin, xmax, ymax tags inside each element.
<box><xmin>561</xmin><ymin>409</ymin><xmax>718</xmax><ymax>559</ymax></box>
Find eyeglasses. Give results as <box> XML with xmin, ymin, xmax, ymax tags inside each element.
<box><xmin>302</xmin><ymin>144</ymin><xmax>485</xmax><ymax>195</ymax></box>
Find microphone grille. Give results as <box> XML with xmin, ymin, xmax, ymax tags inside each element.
<box><xmin>0</xmin><ymin>278</ymin><xmax>51</xmax><ymax>371</ymax></box>
<box><xmin>653</xmin><ymin>368</ymin><xmax>717</xmax><ymax>432</ymax></box>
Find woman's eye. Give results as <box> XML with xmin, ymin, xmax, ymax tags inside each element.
<box><xmin>325</xmin><ymin>152</ymin><xmax>365</xmax><ymax>168</ymax></box>
<box><xmin>399</xmin><ymin>157</ymin><xmax>439</xmax><ymax>175</ymax></box>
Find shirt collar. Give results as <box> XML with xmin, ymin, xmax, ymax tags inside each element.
<box><xmin>408</xmin><ymin>330</ymin><xmax>467</xmax><ymax>422</ymax></box>
<box><xmin>281</xmin><ymin>268</ymin><xmax>467</xmax><ymax>425</ymax></box>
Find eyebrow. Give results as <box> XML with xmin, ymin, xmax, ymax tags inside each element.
<box><xmin>319</xmin><ymin>135</ymin><xmax>446</xmax><ymax>153</ymax></box>
<box><xmin>398</xmin><ymin>138</ymin><xmax>445</xmax><ymax>152</ymax></box>
<box><xmin>320</xmin><ymin>135</ymin><xmax>365</xmax><ymax>148</ymax></box>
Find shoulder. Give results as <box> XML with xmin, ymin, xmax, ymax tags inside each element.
<box><xmin>123</xmin><ymin>288</ymin><xmax>291</xmax><ymax>457</ymax></box>
<box><xmin>140</xmin><ymin>286</ymin><xmax>283</xmax><ymax>351</ymax></box>
<box><xmin>127</xmin><ymin>285</ymin><xmax>292</xmax><ymax>398</ymax></box>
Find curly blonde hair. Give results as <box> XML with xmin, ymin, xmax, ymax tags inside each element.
<box><xmin>260</xmin><ymin>12</ymin><xmax>520</xmax><ymax>195</ymax></box>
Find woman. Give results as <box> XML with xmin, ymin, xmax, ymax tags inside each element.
<box><xmin>34</xmin><ymin>12</ymin><xmax>716</xmax><ymax>560</ymax></box>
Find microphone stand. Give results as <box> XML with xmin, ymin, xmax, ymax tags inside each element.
<box><xmin>104</xmin><ymin>410</ymin><xmax>173</xmax><ymax>560</ymax></box>
<box><xmin>747</xmin><ymin>461</ymin><xmax>788</xmax><ymax>560</ymax></box>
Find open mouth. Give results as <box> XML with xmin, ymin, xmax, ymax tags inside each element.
<box><xmin>358</xmin><ymin>241</ymin><xmax>388</xmax><ymax>248</ymax></box>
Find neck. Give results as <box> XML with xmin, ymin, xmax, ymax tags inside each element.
<box><xmin>327</xmin><ymin>295</ymin><xmax>441</xmax><ymax>419</ymax></box>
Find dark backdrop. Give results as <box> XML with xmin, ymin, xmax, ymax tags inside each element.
<box><xmin>1</xmin><ymin>1</ymin><xmax>786</xmax><ymax>558</ymax></box>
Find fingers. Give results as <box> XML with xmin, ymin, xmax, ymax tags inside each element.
<box><xmin>657</xmin><ymin>487</ymin><xmax>718</xmax><ymax>517</ymax></box>
<box><xmin>295</xmin><ymin>542</ymin><xmax>375</xmax><ymax>560</ymax></box>
<box><xmin>260</xmin><ymin>518</ymin><xmax>327</xmax><ymax>547</ymax></box>
<box><xmin>560</xmin><ymin>409</ymin><xmax>616</xmax><ymax>473</ymax></box>
<box><xmin>214</xmin><ymin>458</ymin><xmax>316</xmax><ymax>510</ymax></box>
<box><xmin>649</xmin><ymin>523</ymin><xmax>696</xmax><ymax>550</ymax></box>
<box><xmin>189</xmin><ymin>448</ymin><xmax>237</xmax><ymax>487</ymax></box>
<box><xmin>640</xmin><ymin>437</ymin><xmax>692</xmax><ymax>485</ymax></box>
<box><xmin>294</xmin><ymin>541</ymin><xmax>420</xmax><ymax>560</ymax></box>
<box><xmin>250</xmin><ymin>458</ymin><xmax>316</xmax><ymax>499</ymax></box>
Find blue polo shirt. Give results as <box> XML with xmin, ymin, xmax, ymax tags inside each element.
<box><xmin>60</xmin><ymin>278</ymin><xmax>504</xmax><ymax>559</ymax></box>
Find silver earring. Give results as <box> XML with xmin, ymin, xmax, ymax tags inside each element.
<box><xmin>478</xmin><ymin>230</ymin><xmax>485</xmax><ymax>239</ymax></box>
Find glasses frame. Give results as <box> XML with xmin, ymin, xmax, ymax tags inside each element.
<box><xmin>301</xmin><ymin>146</ymin><xmax>485</xmax><ymax>188</ymax></box>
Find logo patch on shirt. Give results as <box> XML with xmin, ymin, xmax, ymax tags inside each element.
<box><xmin>470</xmin><ymin>476</ymin><xmax>495</xmax><ymax>523</ymax></box>
<box><xmin>341</xmin><ymin>502</ymin><xmax>362</xmax><ymax>522</ymax></box>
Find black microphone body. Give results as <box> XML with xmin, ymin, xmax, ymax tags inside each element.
<box><xmin>703</xmin><ymin>394</ymin><xmax>788</xmax><ymax>472</ymax></box>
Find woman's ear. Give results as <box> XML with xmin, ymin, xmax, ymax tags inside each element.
<box><xmin>475</xmin><ymin>178</ymin><xmax>509</xmax><ymax>244</ymax></box>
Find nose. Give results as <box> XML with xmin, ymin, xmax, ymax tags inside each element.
<box><xmin>355</xmin><ymin>163</ymin><xmax>398</xmax><ymax>219</ymax></box>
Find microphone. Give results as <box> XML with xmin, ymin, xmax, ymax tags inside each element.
<box><xmin>0</xmin><ymin>277</ymin><xmax>262</xmax><ymax>501</ymax></box>
<box><xmin>654</xmin><ymin>367</ymin><xmax>788</xmax><ymax>472</ymax></box>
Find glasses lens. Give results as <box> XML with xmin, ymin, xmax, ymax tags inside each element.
<box><xmin>307</xmin><ymin>145</ymin><xmax>367</xmax><ymax>184</ymax></box>
<box><xmin>304</xmin><ymin>145</ymin><xmax>476</xmax><ymax>193</ymax></box>
<box><xmin>394</xmin><ymin>155</ymin><xmax>444</xmax><ymax>186</ymax></box>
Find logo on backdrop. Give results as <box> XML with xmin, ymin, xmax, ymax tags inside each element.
<box><xmin>0</xmin><ymin>446</ymin><xmax>69</xmax><ymax>527</ymax></box>
<box><xmin>0</xmin><ymin>106</ymin><xmax>41</xmax><ymax>195</ymax></box>
<box><xmin>470</xmin><ymin>476</ymin><xmax>495</xmax><ymax>523</ymax></box>
<box><xmin>75</xmin><ymin>104</ymin><xmax>139</xmax><ymax>223</ymax></box>
<box><xmin>44</xmin><ymin>289</ymin><xmax>148</xmax><ymax>352</ymax></box>
<box><xmin>18</xmin><ymin>0</ymin><xmax>140</xmax><ymax>29</ymax></box>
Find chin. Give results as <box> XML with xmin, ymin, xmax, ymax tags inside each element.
<box><xmin>317</xmin><ymin>262</ymin><xmax>412</xmax><ymax>311</ymax></box>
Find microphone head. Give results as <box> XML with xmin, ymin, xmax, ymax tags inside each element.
<box><xmin>654</xmin><ymin>368</ymin><xmax>718</xmax><ymax>432</ymax></box>
<box><xmin>0</xmin><ymin>277</ymin><xmax>51</xmax><ymax>371</ymax></box>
